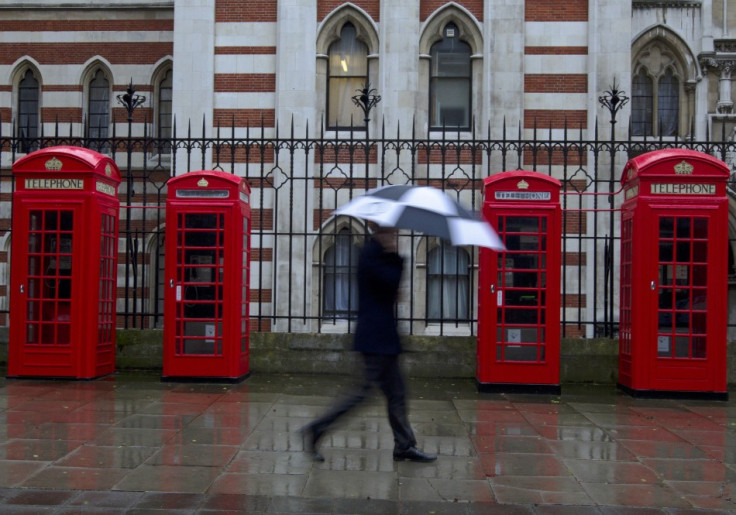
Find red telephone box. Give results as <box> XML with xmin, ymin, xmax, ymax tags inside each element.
<box><xmin>163</xmin><ymin>170</ymin><xmax>251</xmax><ymax>381</ymax></box>
<box><xmin>8</xmin><ymin>146</ymin><xmax>120</xmax><ymax>379</ymax></box>
<box><xmin>477</xmin><ymin>171</ymin><xmax>562</xmax><ymax>393</ymax></box>
<box><xmin>619</xmin><ymin>149</ymin><xmax>729</xmax><ymax>398</ymax></box>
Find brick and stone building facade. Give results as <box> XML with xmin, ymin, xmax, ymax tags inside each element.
<box><xmin>1</xmin><ymin>1</ymin><xmax>735</xmax><ymax>338</ymax></box>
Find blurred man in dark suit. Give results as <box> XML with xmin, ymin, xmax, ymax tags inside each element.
<box><xmin>301</xmin><ymin>225</ymin><xmax>436</xmax><ymax>463</ymax></box>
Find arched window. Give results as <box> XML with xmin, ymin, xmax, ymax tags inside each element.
<box><xmin>429</xmin><ymin>23</ymin><xmax>471</xmax><ymax>130</ymax></box>
<box><xmin>327</xmin><ymin>23</ymin><xmax>368</xmax><ymax>129</ymax></box>
<box><xmin>18</xmin><ymin>69</ymin><xmax>40</xmax><ymax>153</ymax></box>
<box><xmin>427</xmin><ymin>242</ymin><xmax>470</xmax><ymax>321</ymax></box>
<box><xmin>323</xmin><ymin>228</ymin><xmax>359</xmax><ymax>318</ymax></box>
<box><xmin>631</xmin><ymin>34</ymin><xmax>689</xmax><ymax>138</ymax></box>
<box><xmin>157</xmin><ymin>68</ymin><xmax>173</xmax><ymax>152</ymax></box>
<box><xmin>88</xmin><ymin>69</ymin><xmax>110</xmax><ymax>142</ymax></box>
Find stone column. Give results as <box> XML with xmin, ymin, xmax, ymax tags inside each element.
<box><xmin>717</xmin><ymin>65</ymin><xmax>734</xmax><ymax>114</ymax></box>
<box><xmin>589</xmin><ymin>0</ymin><xmax>632</xmax><ymax>338</ymax></box>
<box><xmin>486</xmin><ymin>0</ymin><xmax>524</xmax><ymax>139</ymax></box>
<box><xmin>271</xmin><ymin>0</ymin><xmax>318</xmax><ymax>332</ymax></box>
<box><xmin>378</xmin><ymin>0</ymin><xmax>420</xmax><ymax>132</ymax></box>
<box><xmin>171</xmin><ymin>0</ymin><xmax>215</xmax><ymax>173</ymax></box>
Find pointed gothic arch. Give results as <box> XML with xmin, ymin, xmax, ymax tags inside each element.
<box><xmin>419</xmin><ymin>3</ymin><xmax>483</xmax><ymax>56</ymax></box>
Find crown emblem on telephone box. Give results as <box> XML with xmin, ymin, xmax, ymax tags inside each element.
<box><xmin>45</xmin><ymin>157</ymin><xmax>63</xmax><ymax>171</ymax></box>
<box><xmin>674</xmin><ymin>160</ymin><xmax>694</xmax><ymax>175</ymax></box>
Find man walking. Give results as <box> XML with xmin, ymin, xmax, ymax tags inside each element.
<box><xmin>301</xmin><ymin>225</ymin><xmax>436</xmax><ymax>463</ymax></box>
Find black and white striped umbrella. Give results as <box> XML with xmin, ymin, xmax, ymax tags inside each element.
<box><xmin>335</xmin><ymin>184</ymin><xmax>504</xmax><ymax>250</ymax></box>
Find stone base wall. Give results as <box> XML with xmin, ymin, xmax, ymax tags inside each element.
<box><xmin>1</xmin><ymin>328</ymin><xmax>734</xmax><ymax>384</ymax></box>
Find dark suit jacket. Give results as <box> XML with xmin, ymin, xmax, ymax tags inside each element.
<box><xmin>353</xmin><ymin>237</ymin><xmax>404</xmax><ymax>355</ymax></box>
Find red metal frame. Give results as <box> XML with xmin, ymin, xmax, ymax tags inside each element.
<box><xmin>619</xmin><ymin>149</ymin><xmax>729</xmax><ymax>397</ymax></box>
<box><xmin>478</xmin><ymin>171</ymin><xmax>561</xmax><ymax>392</ymax></box>
<box><xmin>163</xmin><ymin>171</ymin><xmax>251</xmax><ymax>381</ymax></box>
<box><xmin>8</xmin><ymin>146</ymin><xmax>120</xmax><ymax>379</ymax></box>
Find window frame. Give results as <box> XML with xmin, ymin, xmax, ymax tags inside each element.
<box><xmin>17</xmin><ymin>68</ymin><xmax>40</xmax><ymax>153</ymax></box>
<box><xmin>429</xmin><ymin>23</ymin><xmax>472</xmax><ymax>132</ymax></box>
<box><xmin>156</xmin><ymin>67</ymin><xmax>173</xmax><ymax>154</ymax></box>
<box><xmin>322</xmin><ymin>227</ymin><xmax>360</xmax><ymax>320</ymax></box>
<box><xmin>87</xmin><ymin>68</ymin><xmax>111</xmax><ymax>143</ymax></box>
<box><xmin>426</xmin><ymin>242</ymin><xmax>471</xmax><ymax>323</ymax></box>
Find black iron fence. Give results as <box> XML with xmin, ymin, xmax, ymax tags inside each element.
<box><xmin>1</xmin><ymin>116</ymin><xmax>735</xmax><ymax>338</ymax></box>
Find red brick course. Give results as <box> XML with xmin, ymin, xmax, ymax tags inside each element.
<box><xmin>420</xmin><ymin>0</ymin><xmax>483</xmax><ymax>22</ymax></box>
<box><xmin>214</xmin><ymin>109</ymin><xmax>275</xmax><ymax>128</ymax></box>
<box><xmin>524</xmin><ymin>110</ymin><xmax>587</xmax><ymax>129</ymax></box>
<box><xmin>0</xmin><ymin>42</ymin><xmax>173</xmax><ymax>65</ymax></box>
<box><xmin>214</xmin><ymin>146</ymin><xmax>276</xmax><ymax>164</ymax></box>
<box><xmin>40</xmin><ymin>107</ymin><xmax>82</xmax><ymax>123</ymax></box>
<box><xmin>525</xmin><ymin>74</ymin><xmax>587</xmax><ymax>94</ymax></box>
<box><xmin>525</xmin><ymin>0</ymin><xmax>588</xmax><ymax>22</ymax></box>
<box><xmin>417</xmin><ymin>148</ymin><xmax>483</xmax><ymax>165</ymax></box>
<box><xmin>215</xmin><ymin>0</ymin><xmax>277</xmax><ymax>22</ymax></box>
<box><xmin>0</xmin><ymin>19</ymin><xmax>173</xmax><ymax>31</ymax></box>
<box><xmin>522</xmin><ymin>149</ymin><xmax>587</xmax><ymax>167</ymax></box>
<box><xmin>42</xmin><ymin>85</ymin><xmax>83</xmax><ymax>92</ymax></box>
<box><xmin>214</xmin><ymin>74</ymin><xmax>276</xmax><ymax>93</ymax></box>
<box><xmin>251</xmin><ymin>208</ymin><xmax>274</xmax><ymax>230</ymax></box>
<box><xmin>525</xmin><ymin>46</ymin><xmax>588</xmax><ymax>55</ymax></box>
<box><xmin>250</xmin><ymin>289</ymin><xmax>272</xmax><ymax>302</ymax></box>
<box><xmin>314</xmin><ymin>146</ymin><xmax>378</xmax><ymax>164</ymax></box>
<box><xmin>251</xmin><ymin>248</ymin><xmax>273</xmax><ymax>262</ymax></box>
<box><xmin>215</xmin><ymin>46</ymin><xmax>277</xmax><ymax>55</ymax></box>
<box><xmin>318</xmin><ymin>0</ymin><xmax>380</xmax><ymax>21</ymax></box>
<box><xmin>563</xmin><ymin>293</ymin><xmax>586</xmax><ymax>308</ymax></box>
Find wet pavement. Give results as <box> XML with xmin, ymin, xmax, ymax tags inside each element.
<box><xmin>0</xmin><ymin>370</ymin><xmax>734</xmax><ymax>514</ymax></box>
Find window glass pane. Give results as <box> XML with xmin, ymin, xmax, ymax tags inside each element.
<box><xmin>88</xmin><ymin>70</ymin><xmax>110</xmax><ymax>140</ymax></box>
<box><xmin>327</xmin><ymin>23</ymin><xmax>368</xmax><ymax>129</ymax></box>
<box><xmin>328</xmin><ymin>77</ymin><xmax>365</xmax><ymax>128</ymax></box>
<box><xmin>430</xmin><ymin>78</ymin><xmax>470</xmax><ymax>128</ymax></box>
<box><xmin>158</xmin><ymin>69</ymin><xmax>173</xmax><ymax>146</ymax></box>
<box><xmin>658</xmin><ymin>69</ymin><xmax>679</xmax><ymax>137</ymax></box>
<box><xmin>427</xmin><ymin>243</ymin><xmax>469</xmax><ymax>320</ymax></box>
<box><xmin>323</xmin><ymin>229</ymin><xmax>359</xmax><ymax>318</ymax></box>
<box><xmin>632</xmin><ymin>70</ymin><xmax>653</xmax><ymax>136</ymax></box>
<box><xmin>429</xmin><ymin>23</ymin><xmax>471</xmax><ymax>130</ymax></box>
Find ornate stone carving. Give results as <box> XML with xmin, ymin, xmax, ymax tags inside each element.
<box><xmin>633</xmin><ymin>0</ymin><xmax>701</xmax><ymax>7</ymax></box>
<box><xmin>715</xmin><ymin>39</ymin><xmax>736</xmax><ymax>53</ymax></box>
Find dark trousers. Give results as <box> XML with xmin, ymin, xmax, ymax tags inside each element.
<box><xmin>310</xmin><ymin>353</ymin><xmax>416</xmax><ymax>452</ymax></box>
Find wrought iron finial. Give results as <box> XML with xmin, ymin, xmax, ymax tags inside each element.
<box><xmin>116</xmin><ymin>79</ymin><xmax>146</xmax><ymax>122</ymax></box>
<box><xmin>598</xmin><ymin>80</ymin><xmax>629</xmax><ymax>125</ymax></box>
<box><xmin>352</xmin><ymin>82</ymin><xmax>381</xmax><ymax>124</ymax></box>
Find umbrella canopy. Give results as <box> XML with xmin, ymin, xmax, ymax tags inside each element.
<box><xmin>334</xmin><ymin>184</ymin><xmax>505</xmax><ymax>250</ymax></box>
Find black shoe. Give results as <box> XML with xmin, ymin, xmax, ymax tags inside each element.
<box><xmin>393</xmin><ymin>447</ymin><xmax>437</xmax><ymax>462</ymax></box>
<box><xmin>299</xmin><ymin>424</ymin><xmax>325</xmax><ymax>462</ymax></box>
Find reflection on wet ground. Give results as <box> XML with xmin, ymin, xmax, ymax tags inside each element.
<box><xmin>0</xmin><ymin>371</ymin><xmax>734</xmax><ymax>513</ymax></box>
